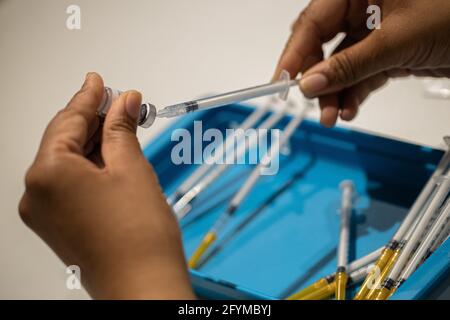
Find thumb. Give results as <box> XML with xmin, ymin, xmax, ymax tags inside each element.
<box><xmin>102</xmin><ymin>90</ymin><xmax>145</xmax><ymax>169</ymax></box>
<box><xmin>299</xmin><ymin>32</ymin><xmax>397</xmax><ymax>98</ymax></box>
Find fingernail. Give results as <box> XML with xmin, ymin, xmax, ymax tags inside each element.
<box><xmin>125</xmin><ymin>91</ymin><xmax>142</xmax><ymax>122</ymax></box>
<box><xmin>82</xmin><ymin>73</ymin><xmax>94</xmax><ymax>89</ymax></box>
<box><xmin>300</xmin><ymin>73</ymin><xmax>328</xmax><ymax>96</ymax></box>
<box><xmin>85</xmin><ymin>72</ymin><xmax>94</xmax><ymax>81</ymax></box>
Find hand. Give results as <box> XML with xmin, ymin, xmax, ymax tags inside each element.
<box><xmin>274</xmin><ymin>0</ymin><xmax>450</xmax><ymax>127</ymax></box>
<box><xmin>19</xmin><ymin>73</ymin><xmax>195</xmax><ymax>299</ymax></box>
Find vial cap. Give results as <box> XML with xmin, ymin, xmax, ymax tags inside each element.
<box><xmin>138</xmin><ymin>103</ymin><xmax>157</xmax><ymax>128</ymax></box>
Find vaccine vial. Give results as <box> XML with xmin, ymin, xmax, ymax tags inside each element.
<box><xmin>97</xmin><ymin>87</ymin><xmax>156</xmax><ymax>128</ymax></box>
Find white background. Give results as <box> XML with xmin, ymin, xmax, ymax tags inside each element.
<box><xmin>0</xmin><ymin>0</ymin><xmax>449</xmax><ymax>299</ymax></box>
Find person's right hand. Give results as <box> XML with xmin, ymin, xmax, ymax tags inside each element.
<box><xmin>274</xmin><ymin>0</ymin><xmax>450</xmax><ymax>127</ymax></box>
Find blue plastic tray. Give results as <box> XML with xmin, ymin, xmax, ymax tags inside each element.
<box><xmin>143</xmin><ymin>104</ymin><xmax>449</xmax><ymax>300</ymax></box>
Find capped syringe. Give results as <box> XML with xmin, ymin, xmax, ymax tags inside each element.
<box><xmin>397</xmin><ymin>197</ymin><xmax>450</xmax><ymax>288</ymax></box>
<box><xmin>167</xmin><ymin>101</ymin><xmax>272</xmax><ymax>206</ymax></box>
<box><xmin>286</xmin><ymin>246</ymin><xmax>383</xmax><ymax>300</ymax></box>
<box><xmin>155</xmin><ymin>70</ymin><xmax>298</xmax><ymax>118</ymax></box>
<box><xmin>300</xmin><ymin>263</ymin><xmax>375</xmax><ymax>300</ymax></box>
<box><xmin>188</xmin><ymin>100</ymin><xmax>314</xmax><ymax>269</ymax></box>
<box><xmin>373</xmin><ymin>170</ymin><xmax>450</xmax><ymax>300</ymax></box>
<box><xmin>335</xmin><ymin>180</ymin><xmax>355</xmax><ymax>300</ymax></box>
<box><xmin>354</xmin><ymin>136</ymin><xmax>450</xmax><ymax>300</ymax></box>
<box><xmin>172</xmin><ymin>101</ymin><xmax>291</xmax><ymax>219</ymax></box>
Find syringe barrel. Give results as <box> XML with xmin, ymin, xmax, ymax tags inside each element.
<box><xmin>194</xmin><ymin>80</ymin><xmax>298</xmax><ymax>111</ymax></box>
<box><xmin>97</xmin><ymin>87</ymin><xmax>156</xmax><ymax>128</ymax></box>
<box><xmin>338</xmin><ymin>180</ymin><xmax>354</xmax><ymax>268</ymax></box>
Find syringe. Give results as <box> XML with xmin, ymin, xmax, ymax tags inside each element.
<box><xmin>335</xmin><ymin>180</ymin><xmax>355</xmax><ymax>300</ymax></box>
<box><xmin>172</xmin><ymin>101</ymin><xmax>290</xmax><ymax>218</ymax></box>
<box><xmin>155</xmin><ymin>70</ymin><xmax>298</xmax><ymax>118</ymax></box>
<box><xmin>372</xmin><ymin>169</ymin><xmax>450</xmax><ymax>300</ymax></box>
<box><xmin>188</xmin><ymin>100</ymin><xmax>313</xmax><ymax>269</ymax></box>
<box><xmin>364</xmin><ymin>189</ymin><xmax>441</xmax><ymax>300</ymax></box>
<box><xmin>354</xmin><ymin>136</ymin><xmax>450</xmax><ymax>300</ymax></box>
<box><xmin>300</xmin><ymin>263</ymin><xmax>375</xmax><ymax>300</ymax></box>
<box><xmin>167</xmin><ymin>101</ymin><xmax>272</xmax><ymax>206</ymax></box>
<box><xmin>373</xmin><ymin>197</ymin><xmax>450</xmax><ymax>300</ymax></box>
<box><xmin>396</xmin><ymin>197</ymin><xmax>450</xmax><ymax>289</ymax></box>
<box><xmin>286</xmin><ymin>247</ymin><xmax>383</xmax><ymax>300</ymax></box>
<box><xmin>97</xmin><ymin>70</ymin><xmax>296</xmax><ymax>127</ymax></box>
<box><xmin>427</xmin><ymin>218</ymin><xmax>449</xmax><ymax>255</ymax></box>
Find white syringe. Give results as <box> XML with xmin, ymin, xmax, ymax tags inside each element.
<box><xmin>172</xmin><ymin>101</ymin><xmax>290</xmax><ymax>218</ymax></box>
<box><xmin>188</xmin><ymin>100</ymin><xmax>313</xmax><ymax>269</ymax></box>
<box><xmin>155</xmin><ymin>71</ymin><xmax>298</xmax><ymax>118</ymax></box>
<box><xmin>397</xmin><ymin>197</ymin><xmax>450</xmax><ymax>286</ymax></box>
<box><xmin>96</xmin><ymin>70</ymin><xmax>297</xmax><ymax>126</ymax></box>
<box><xmin>336</xmin><ymin>180</ymin><xmax>355</xmax><ymax>300</ymax></box>
<box><xmin>167</xmin><ymin>101</ymin><xmax>272</xmax><ymax>206</ymax></box>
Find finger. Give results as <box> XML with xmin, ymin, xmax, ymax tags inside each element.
<box><xmin>331</xmin><ymin>33</ymin><xmax>359</xmax><ymax>56</ymax></box>
<box><xmin>318</xmin><ymin>94</ymin><xmax>340</xmax><ymax>128</ymax></box>
<box><xmin>385</xmin><ymin>68</ymin><xmax>413</xmax><ymax>78</ymax></box>
<box><xmin>338</xmin><ymin>90</ymin><xmax>359</xmax><ymax>122</ymax></box>
<box><xmin>87</xmin><ymin>146</ymin><xmax>104</xmax><ymax>168</ymax></box>
<box><xmin>300</xmin><ymin>29</ymin><xmax>400</xmax><ymax>98</ymax></box>
<box><xmin>101</xmin><ymin>90</ymin><xmax>146</xmax><ymax>170</ymax></box>
<box><xmin>340</xmin><ymin>72</ymin><xmax>389</xmax><ymax>121</ymax></box>
<box><xmin>273</xmin><ymin>0</ymin><xmax>350</xmax><ymax>80</ymax></box>
<box><xmin>39</xmin><ymin>73</ymin><xmax>104</xmax><ymax>156</ymax></box>
<box><xmin>84</xmin><ymin>128</ymin><xmax>102</xmax><ymax>156</ymax></box>
<box><xmin>65</xmin><ymin>72</ymin><xmax>104</xmax><ymax>135</ymax></box>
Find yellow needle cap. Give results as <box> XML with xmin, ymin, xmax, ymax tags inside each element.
<box><xmin>188</xmin><ymin>232</ymin><xmax>217</xmax><ymax>269</ymax></box>
<box><xmin>366</xmin><ymin>247</ymin><xmax>402</xmax><ymax>300</ymax></box>
<box><xmin>354</xmin><ymin>247</ymin><xmax>395</xmax><ymax>300</ymax></box>
<box><xmin>335</xmin><ymin>272</ymin><xmax>348</xmax><ymax>300</ymax></box>
<box><xmin>301</xmin><ymin>282</ymin><xmax>336</xmax><ymax>300</ymax></box>
<box><xmin>287</xmin><ymin>278</ymin><xmax>329</xmax><ymax>300</ymax></box>
<box><xmin>374</xmin><ymin>286</ymin><xmax>396</xmax><ymax>300</ymax></box>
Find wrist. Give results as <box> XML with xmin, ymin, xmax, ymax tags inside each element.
<box><xmin>85</xmin><ymin>255</ymin><xmax>195</xmax><ymax>299</ymax></box>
